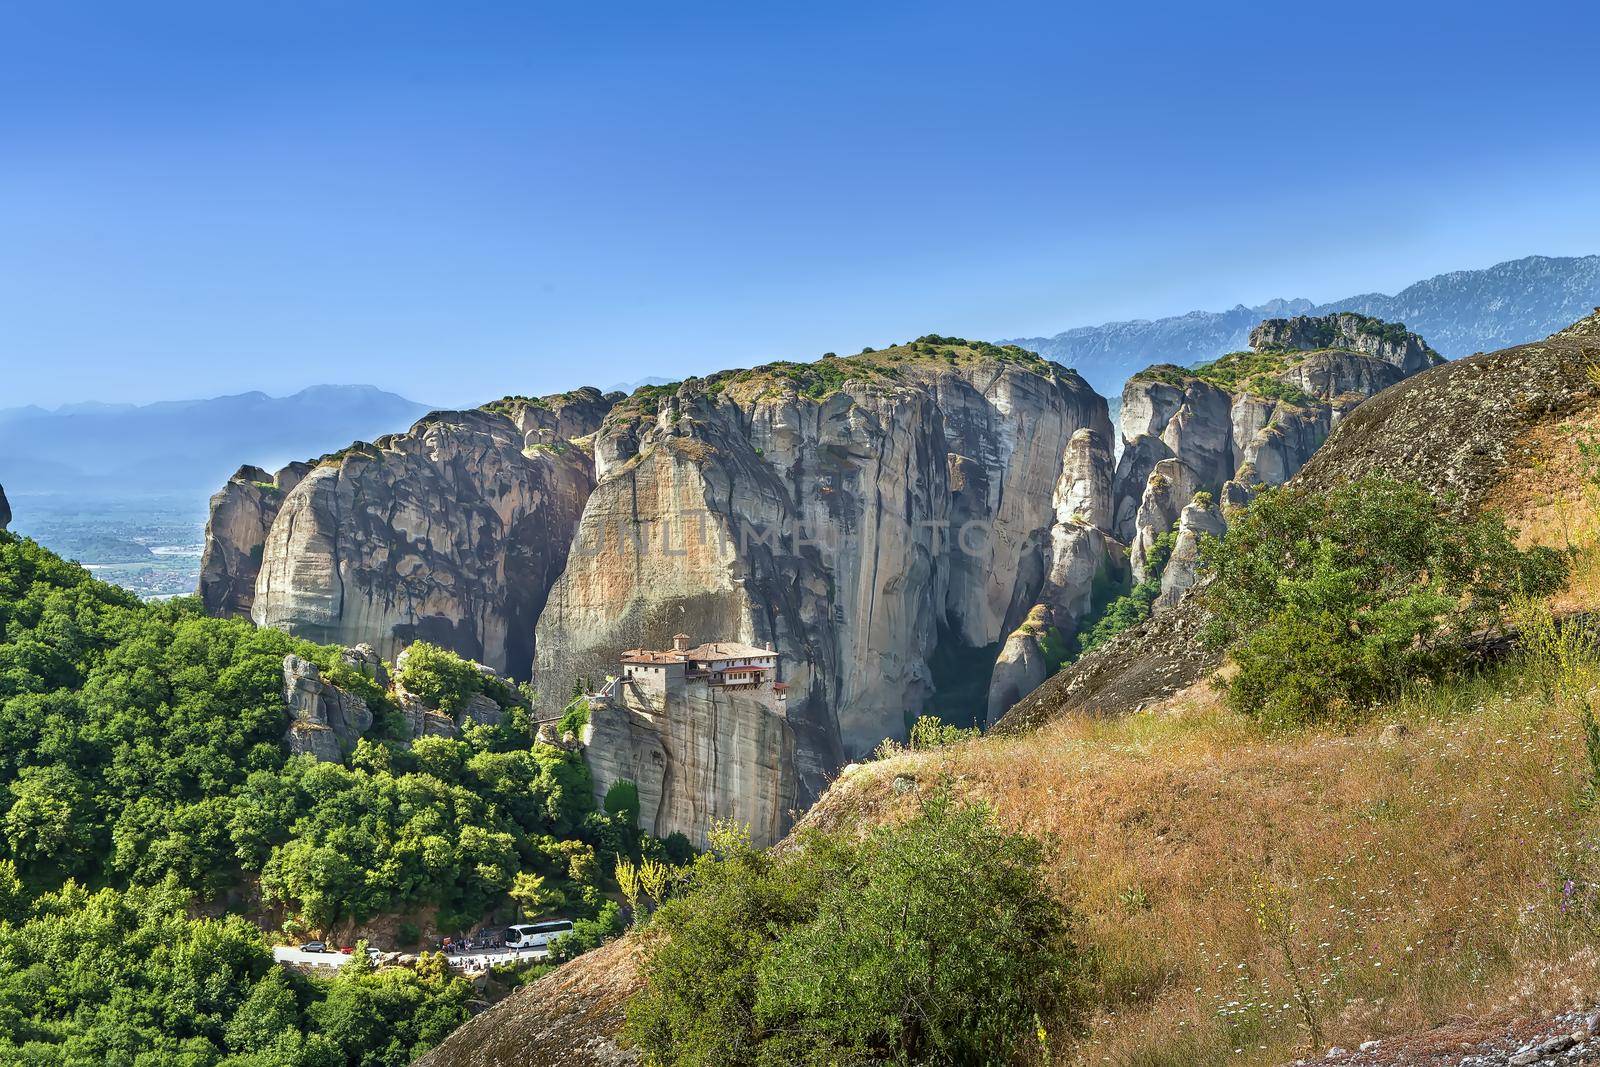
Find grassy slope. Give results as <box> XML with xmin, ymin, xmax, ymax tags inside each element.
<box><xmin>831</xmin><ymin>667</ymin><xmax>1594</xmax><ymax>1065</ymax></box>
<box><xmin>798</xmin><ymin>410</ymin><xmax>1600</xmax><ymax>1066</ymax></box>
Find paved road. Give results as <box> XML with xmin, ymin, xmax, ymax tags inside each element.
<box><xmin>272</xmin><ymin>945</ymin><xmax>551</xmax><ymax>972</ymax></box>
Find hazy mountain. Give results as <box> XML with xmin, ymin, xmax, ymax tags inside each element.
<box><xmin>1009</xmin><ymin>254</ymin><xmax>1600</xmax><ymax>397</ymax></box>
<box><xmin>0</xmin><ymin>385</ymin><xmax>431</xmax><ymax>496</ymax></box>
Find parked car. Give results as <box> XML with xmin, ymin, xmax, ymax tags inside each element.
<box><xmin>504</xmin><ymin>920</ymin><xmax>574</xmax><ymax>950</ymax></box>
<box><xmin>300</xmin><ymin>941</ymin><xmax>327</xmax><ymax>953</ymax></box>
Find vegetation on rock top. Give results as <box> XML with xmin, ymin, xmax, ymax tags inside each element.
<box><xmin>1133</xmin><ymin>351</ymin><xmax>1320</xmax><ymax>407</ymax></box>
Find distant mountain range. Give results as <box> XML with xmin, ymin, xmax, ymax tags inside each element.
<box><xmin>5</xmin><ymin>254</ymin><xmax>1597</xmax><ymax>502</ymax></box>
<box><xmin>1007</xmin><ymin>254</ymin><xmax>1600</xmax><ymax>397</ymax></box>
<box><xmin>0</xmin><ymin>385</ymin><xmax>430</xmax><ymax>496</ymax></box>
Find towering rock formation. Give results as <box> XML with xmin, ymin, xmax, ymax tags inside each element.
<box><xmin>0</xmin><ymin>483</ymin><xmax>9</xmax><ymax>531</ymax></box>
<box><xmin>986</xmin><ymin>314</ymin><xmax>1441</xmax><ymax>725</ymax></box>
<box><xmin>582</xmin><ymin>638</ymin><xmax>797</xmax><ymax>848</ymax></box>
<box><xmin>252</xmin><ymin>405</ymin><xmax>602</xmax><ymax>678</ymax></box>
<box><xmin>199</xmin><ymin>462</ymin><xmax>312</xmax><ymax>617</ymax></box>
<box><xmin>201</xmin><ymin>388</ymin><xmax>618</xmax><ymax>678</ymax></box>
<box><xmin>985</xmin><ymin>427</ymin><xmax>1127</xmax><ymax>723</ymax></box>
<box><xmin>534</xmin><ymin>340</ymin><xmax>1107</xmax><ymax>799</ymax></box>
<box><xmin>1113</xmin><ymin>312</ymin><xmax>1442</xmax><ymax>585</ymax></box>
<box><xmin>998</xmin><ymin>308</ymin><xmax>1600</xmax><ymax>738</ymax></box>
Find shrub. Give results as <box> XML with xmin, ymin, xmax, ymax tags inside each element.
<box><xmin>558</xmin><ymin>694</ymin><xmax>590</xmax><ymax>737</ymax></box>
<box><xmin>604</xmin><ymin>779</ymin><xmax>641</xmax><ymax>826</ymax></box>
<box><xmin>626</xmin><ymin>792</ymin><xmax>1087</xmax><ymax>1064</ymax></box>
<box><xmin>906</xmin><ymin>713</ymin><xmax>979</xmax><ymax>749</ymax></box>
<box><xmin>396</xmin><ymin>642</ymin><xmax>483</xmax><ymax>713</ymax></box>
<box><xmin>1200</xmin><ymin>476</ymin><xmax>1567</xmax><ymax>726</ymax></box>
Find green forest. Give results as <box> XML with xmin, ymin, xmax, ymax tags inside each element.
<box><xmin>0</xmin><ymin>530</ymin><xmax>657</xmax><ymax>1065</ymax></box>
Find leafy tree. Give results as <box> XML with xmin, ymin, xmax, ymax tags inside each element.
<box><xmin>0</xmin><ymin>531</ymin><xmax>643</xmax><ymax>1059</ymax></box>
<box><xmin>627</xmin><ymin>796</ymin><xmax>1087</xmax><ymax>1064</ymax></box>
<box><xmin>1200</xmin><ymin>476</ymin><xmax>1567</xmax><ymax>725</ymax></box>
<box><xmin>509</xmin><ymin>870</ymin><xmax>565</xmax><ymax>919</ymax></box>
<box><xmin>604</xmin><ymin>778</ymin><xmax>641</xmax><ymax>825</ymax></box>
<box><xmin>395</xmin><ymin>641</ymin><xmax>483</xmax><ymax>713</ymax></box>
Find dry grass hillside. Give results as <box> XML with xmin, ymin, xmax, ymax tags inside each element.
<box><xmin>820</xmin><ymin>650</ymin><xmax>1600</xmax><ymax>1064</ymax></box>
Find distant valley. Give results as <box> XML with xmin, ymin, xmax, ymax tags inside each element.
<box><xmin>0</xmin><ymin>385</ymin><xmax>429</xmax><ymax>596</ymax></box>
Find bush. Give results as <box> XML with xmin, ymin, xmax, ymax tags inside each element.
<box><xmin>1200</xmin><ymin>476</ymin><xmax>1567</xmax><ymax>726</ymax></box>
<box><xmin>396</xmin><ymin>641</ymin><xmax>483</xmax><ymax>713</ymax></box>
<box><xmin>558</xmin><ymin>694</ymin><xmax>590</xmax><ymax>737</ymax></box>
<box><xmin>906</xmin><ymin>713</ymin><xmax>979</xmax><ymax>749</ymax></box>
<box><xmin>604</xmin><ymin>779</ymin><xmax>641</xmax><ymax>826</ymax></box>
<box><xmin>626</xmin><ymin>792</ymin><xmax>1087</xmax><ymax>1064</ymax></box>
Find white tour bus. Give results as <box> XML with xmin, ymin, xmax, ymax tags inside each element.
<box><xmin>505</xmin><ymin>919</ymin><xmax>574</xmax><ymax>950</ymax></box>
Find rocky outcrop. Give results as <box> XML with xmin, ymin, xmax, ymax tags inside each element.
<box><xmin>0</xmin><ymin>483</ymin><xmax>9</xmax><ymax>531</ymax></box>
<box><xmin>1154</xmin><ymin>496</ymin><xmax>1227</xmax><ymax>612</ymax></box>
<box><xmin>390</xmin><ymin>644</ymin><xmax>506</xmax><ymax>738</ymax></box>
<box><xmin>244</xmin><ymin>392</ymin><xmax>614</xmax><ymax>678</ymax></box>
<box><xmin>1247</xmin><ymin>310</ymin><xmax>1441</xmax><ymax>372</ymax></box>
<box><xmin>1112</xmin><ymin>313</ymin><xmax>1443</xmax><ymax>590</ymax></box>
<box><xmin>282</xmin><ymin>653</ymin><xmax>373</xmax><ymax>761</ymax></box>
<box><xmin>996</xmin><ymin>309</ymin><xmax>1600</xmax><ymax>737</ymax></box>
<box><xmin>535</xmin><ymin>341</ymin><xmax>1107</xmax><ymax>799</ymax></box>
<box><xmin>985</xmin><ymin>426</ymin><xmax>1129</xmax><ymax>724</ymax></box>
<box><xmin>413</xmin><ymin>935</ymin><xmax>644</xmax><ymax>1067</ymax></box>
<box><xmin>583</xmin><ymin>669</ymin><xmax>796</xmax><ymax>848</ymax></box>
<box><xmin>199</xmin><ymin>462</ymin><xmax>312</xmax><ymax>618</ymax></box>
<box><xmin>485</xmin><ymin>387</ymin><xmax>620</xmax><ymax>447</ymax></box>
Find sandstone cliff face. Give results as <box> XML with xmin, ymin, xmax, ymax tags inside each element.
<box><xmin>220</xmin><ymin>390</ymin><xmax>614</xmax><ymax>678</ymax></box>
<box><xmin>1154</xmin><ymin>497</ymin><xmax>1227</xmax><ymax>612</ymax></box>
<box><xmin>199</xmin><ymin>462</ymin><xmax>312</xmax><ymax>618</ymax></box>
<box><xmin>535</xmin><ymin>341</ymin><xmax>1107</xmax><ymax>798</ymax></box>
<box><xmin>985</xmin><ymin>426</ymin><xmax>1128</xmax><ymax>723</ymax></box>
<box><xmin>583</xmin><ymin>672</ymin><xmax>797</xmax><ymax>848</ymax></box>
<box><xmin>1113</xmin><ymin>313</ymin><xmax>1443</xmax><ymax>586</ymax></box>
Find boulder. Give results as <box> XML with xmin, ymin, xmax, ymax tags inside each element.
<box><xmin>457</xmin><ymin>692</ymin><xmax>504</xmax><ymax>729</ymax></box>
<box><xmin>282</xmin><ymin>654</ymin><xmax>372</xmax><ymax>762</ymax></box>
<box><xmin>340</xmin><ymin>643</ymin><xmax>389</xmax><ymax>687</ymax></box>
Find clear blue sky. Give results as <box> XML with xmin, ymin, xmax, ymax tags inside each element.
<box><xmin>3</xmin><ymin>0</ymin><xmax>1599</xmax><ymax>408</ymax></box>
